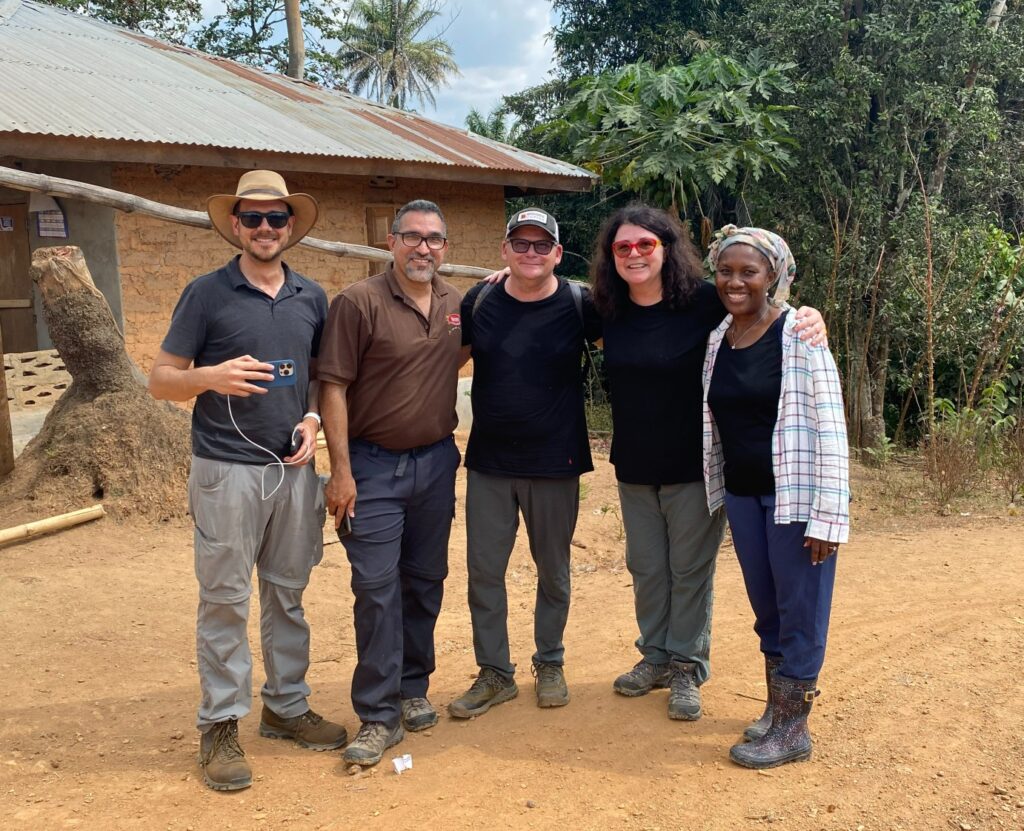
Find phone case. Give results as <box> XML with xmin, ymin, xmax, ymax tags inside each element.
<box><xmin>254</xmin><ymin>359</ymin><xmax>298</xmax><ymax>388</ymax></box>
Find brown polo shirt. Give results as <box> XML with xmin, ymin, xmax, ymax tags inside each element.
<box><xmin>318</xmin><ymin>265</ymin><xmax>463</xmax><ymax>451</ymax></box>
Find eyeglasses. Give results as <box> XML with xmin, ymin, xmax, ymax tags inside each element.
<box><xmin>236</xmin><ymin>211</ymin><xmax>291</xmax><ymax>230</ymax></box>
<box><xmin>611</xmin><ymin>238</ymin><xmax>662</xmax><ymax>258</ymax></box>
<box><xmin>507</xmin><ymin>238</ymin><xmax>556</xmax><ymax>255</ymax></box>
<box><xmin>396</xmin><ymin>232</ymin><xmax>447</xmax><ymax>250</ymax></box>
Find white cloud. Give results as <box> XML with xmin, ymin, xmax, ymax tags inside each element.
<box><xmin>193</xmin><ymin>0</ymin><xmax>558</xmax><ymax>130</ymax></box>
<box><xmin>429</xmin><ymin>0</ymin><xmax>556</xmax><ymax>128</ymax></box>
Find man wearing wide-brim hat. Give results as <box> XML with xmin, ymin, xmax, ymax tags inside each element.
<box><xmin>149</xmin><ymin>170</ymin><xmax>347</xmax><ymax>791</ymax></box>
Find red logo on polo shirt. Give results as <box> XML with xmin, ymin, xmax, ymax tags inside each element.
<box><xmin>447</xmin><ymin>313</ymin><xmax>461</xmax><ymax>334</ymax></box>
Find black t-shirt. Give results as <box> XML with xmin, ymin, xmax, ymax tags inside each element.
<box><xmin>602</xmin><ymin>281</ymin><xmax>726</xmax><ymax>486</ymax></box>
<box><xmin>161</xmin><ymin>256</ymin><xmax>328</xmax><ymax>464</ymax></box>
<box><xmin>707</xmin><ymin>315</ymin><xmax>784</xmax><ymax>496</ymax></box>
<box><xmin>461</xmin><ymin>280</ymin><xmax>603</xmax><ymax>478</ymax></box>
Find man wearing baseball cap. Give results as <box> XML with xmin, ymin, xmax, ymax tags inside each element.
<box><xmin>149</xmin><ymin>170</ymin><xmax>346</xmax><ymax>791</ymax></box>
<box><xmin>449</xmin><ymin>208</ymin><xmax>602</xmax><ymax>718</ymax></box>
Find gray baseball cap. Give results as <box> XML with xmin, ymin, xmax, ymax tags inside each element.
<box><xmin>505</xmin><ymin>207</ymin><xmax>559</xmax><ymax>243</ymax></box>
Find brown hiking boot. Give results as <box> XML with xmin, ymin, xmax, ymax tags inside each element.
<box><xmin>448</xmin><ymin>668</ymin><xmax>519</xmax><ymax>719</ymax></box>
<box><xmin>342</xmin><ymin>721</ymin><xmax>405</xmax><ymax>767</ymax></box>
<box><xmin>401</xmin><ymin>697</ymin><xmax>438</xmax><ymax>732</ymax></box>
<box><xmin>258</xmin><ymin>706</ymin><xmax>348</xmax><ymax>751</ymax></box>
<box><xmin>532</xmin><ymin>661</ymin><xmax>570</xmax><ymax>708</ymax></box>
<box><xmin>199</xmin><ymin>720</ymin><xmax>251</xmax><ymax>792</ymax></box>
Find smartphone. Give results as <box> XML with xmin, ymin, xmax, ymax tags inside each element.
<box><xmin>254</xmin><ymin>359</ymin><xmax>298</xmax><ymax>388</ymax></box>
<box><xmin>319</xmin><ymin>474</ymin><xmax>352</xmax><ymax>538</ymax></box>
<box><xmin>338</xmin><ymin>513</ymin><xmax>352</xmax><ymax>538</ymax></box>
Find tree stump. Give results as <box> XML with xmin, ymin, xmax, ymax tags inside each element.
<box><xmin>0</xmin><ymin>246</ymin><xmax>191</xmax><ymax>521</ymax></box>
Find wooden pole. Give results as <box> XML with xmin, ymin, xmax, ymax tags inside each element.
<box><xmin>0</xmin><ymin>322</ymin><xmax>14</xmax><ymax>478</ymax></box>
<box><xmin>0</xmin><ymin>504</ymin><xmax>106</xmax><ymax>547</ymax></box>
<box><xmin>0</xmin><ymin>167</ymin><xmax>495</xmax><ymax>279</ymax></box>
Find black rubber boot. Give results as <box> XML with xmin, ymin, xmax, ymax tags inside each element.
<box><xmin>742</xmin><ymin>654</ymin><xmax>784</xmax><ymax>742</ymax></box>
<box><xmin>730</xmin><ymin>675</ymin><xmax>818</xmax><ymax>769</ymax></box>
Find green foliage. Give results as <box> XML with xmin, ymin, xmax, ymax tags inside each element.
<box><xmin>925</xmin><ymin>381</ymin><xmax>1016</xmax><ymax>503</ymax></box>
<box><xmin>549</xmin><ymin>0</ymin><xmax>745</xmax><ymax>78</ymax></box>
<box><xmin>190</xmin><ymin>0</ymin><xmax>348</xmax><ymax>86</ymax></box>
<box><xmin>335</xmin><ymin>0</ymin><xmax>459</xmax><ymax>110</ymax></box>
<box><xmin>40</xmin><ymin>0</ymin><xmax>201</xmax><ymax>43</ymax></box>
<box><xmin>550</xmin><ymin>54</ymin><xmax>796</xmax><ymax>212</ymax></box>
<box><xmin>465</xmin><ymin>106</ymin><xmax>522</xmax><ymax>145</ymax></box>
<box><xmin>724</xmin><ymin>0</ymin><xmax>1024</xmax><ymax>447</ymax></box>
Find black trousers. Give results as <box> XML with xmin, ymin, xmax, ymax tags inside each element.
<box><xmin>341</xmin><ymin>436</ymin><xmax>460</xmax><ymax>727</ymax></box>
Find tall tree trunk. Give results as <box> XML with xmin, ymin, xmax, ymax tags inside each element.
<box><xmin>850</xmin><ymin>330</ymin><xmax>888</xmax><ymax>451</ymax></box>
<box><xmin>285</xmin><ymin>0</ymin><xmax>305</xmax><ymax>80</ymax></box>
<box><xmin>0</xmin><ymin>247</ymin><xmax>191</xmax><ymax>520</ymax></box>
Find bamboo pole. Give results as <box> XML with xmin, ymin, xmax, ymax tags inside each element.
<box><xmin>0</xmin><ymin>322</ymin><xmax>13</xmax><ymax>478</ymax></box>
<box><xmin>0</xmin><ymin>504</ymin><xmax>106</xmax><ymax>547</ymax></box>
<box><xmin>0</xmin><ymin>167</ymin><xmax>494</xmax><ymax>279</ymax></box>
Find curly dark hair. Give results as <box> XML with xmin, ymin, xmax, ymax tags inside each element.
<box><xmin>590</xmin><ymin>204</ymin><xmax>704</xmax><ymax>319</ymax></box>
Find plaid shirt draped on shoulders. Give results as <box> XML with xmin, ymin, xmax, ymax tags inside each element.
<box><xmin>702</xmin><ymin>308</ymin><xmax>850</xmax><ymax>543</ymax></box>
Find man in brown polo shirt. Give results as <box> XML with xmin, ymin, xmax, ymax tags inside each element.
<box><xmin>319</xmin><ymin>199</ymin><xmax>464</xmax><ymax>767</ymax></box>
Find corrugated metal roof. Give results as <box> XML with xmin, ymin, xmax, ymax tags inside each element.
<box><xmin>0</xmin><ymin>0</ymin><xmax>595</xmax><ymax>188</ymax></box>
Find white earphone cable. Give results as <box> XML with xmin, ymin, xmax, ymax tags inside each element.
<box><xmin>226</xmin><ymin>394</ymin><xmax>305</xmax><ymax>500</ymax></box>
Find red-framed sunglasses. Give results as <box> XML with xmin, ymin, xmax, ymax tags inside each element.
<box><xmin>611</xmin><ymin>238</ymin><xmax>662</xmax><ymax>258</ymax></box>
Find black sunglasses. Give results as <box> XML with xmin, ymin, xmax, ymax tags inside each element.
<box><xmin>507</xmin><ymin>238</ymin><xmax>556</xmax><ymax>255</ymax></box>
<box><xmin>235</xmin><ymin>210</ymin><xmax>291</xmax><ymax>230</ymax></box>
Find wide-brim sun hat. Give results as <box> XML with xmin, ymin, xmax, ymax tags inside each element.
<box><xmin>207</xmin><ymin>170</ymin><xmax>318</xmax><ymax>250</ymax></box>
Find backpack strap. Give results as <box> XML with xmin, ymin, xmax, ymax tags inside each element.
<box><xmin>472</xmin><ymin>280</ymin><xmax>496</xmax><ymax>317</ymax></box>
<box><xmin>566</xmin><ymin>278</ymin><xmax>584</xmax><ymax>324</ymax></box>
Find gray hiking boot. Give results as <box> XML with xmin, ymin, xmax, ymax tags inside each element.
<box><xmin>198</xmin><ymin>720</ymin><xmax>252</xmax><ymax>791</ymax></box>
<box><xmin>342</xmin><ymin>721</ymin><xmax>405</xmax><ymax>767</ymax></box>
<box><xmin>258</xmin><ymin>706</ymin><xmax>348</xmax><ymax>750</ymax></box>
<box><xmin>668</xmin><ymin>660</ymin><xmax>702</xmax><ymax>721</ymax></box>
<box><xmin>401</xmin><ymin>697</ymin><xmax>438</xmax><ymax>732</ymax></box>
<box><xmin>613</xmin><ymin>659</ymin><xmax>671</xmax><ymax>697</ymax></box>
<box><xmin>532</xmin><ymin>661</ymin><xmax>570</xmax><ymax>708</ymax></box>
<box><xmin>448</xmin><ymin>667</ymin><xmax>519</xmax><ymax>719</ymax></box>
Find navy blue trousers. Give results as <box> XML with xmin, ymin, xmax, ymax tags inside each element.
<box><xmin>341</xmin><ymin>436</ymin><xmax>460</xmax><ymax>727</ymax></box>
<box><xmin>724</xmin><ymin>492</ymin><xmax>837</xmax><ymax>680</ymax></box>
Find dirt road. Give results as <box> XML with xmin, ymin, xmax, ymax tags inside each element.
<box><xmin>2</xmin><ymin>454</ymin><xmax>1022</xmax><ymax>830</ymax></box>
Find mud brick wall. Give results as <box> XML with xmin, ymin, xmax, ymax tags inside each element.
<box><xmin>112</xmin><ymin>164</ymin><xmax>506</xmax><ymax>372</ymax></box>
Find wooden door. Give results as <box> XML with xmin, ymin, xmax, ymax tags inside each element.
<box><xmin>0</xmin><ymin>204</ymin><xmax>36</xmax><ymax>353</ymax></box>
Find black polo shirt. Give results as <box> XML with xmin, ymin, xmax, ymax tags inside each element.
<box><xmin>161</xmin><ymin>255</ymin><xmax>328</xmax><ymax>464</ymax></box>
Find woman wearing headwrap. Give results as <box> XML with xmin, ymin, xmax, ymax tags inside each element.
<box><xmin>590</xmin><ymin>206</ymin><xmax>826</xmax><ymax>722</ymax></box>
<box><xmin>703</xmin><ymin>225</ymin><xmax>849</xmax><ymax>768</ymax></box>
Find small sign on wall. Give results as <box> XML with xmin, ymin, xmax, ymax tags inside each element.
<box><xmin>37</xmin><ymin>210</ymin><xmax>68</xmax><ymax>238</ymax></box>
<box><xmin>0</xmin><ymin>215</ymin><xmax>12</xmax><ymax>231</ymax></box>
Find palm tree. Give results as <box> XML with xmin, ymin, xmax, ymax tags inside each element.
<box><xmin>337</xmin><ymin>0</ymin><xmax>459</xmax><ymax>111</ymax></box>
<box><xmin>465</xmin><ymin>106</ymin><xmax>522</xmax><ymax>145</ymax></box>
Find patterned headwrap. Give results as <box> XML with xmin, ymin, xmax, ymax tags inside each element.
<box><xmin>706</xmin><ymin>224</ymin><xmax>797</xmax><ymax>304</ymax></box>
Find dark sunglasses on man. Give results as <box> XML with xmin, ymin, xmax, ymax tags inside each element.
<box><xmin>235</xmin><ymin>210</ymin><xmax>292</xmax><ymax>230</ymax></box>
<box><xmin>507</xmin><ymin>238</ymin><xmax>556</xmax><ymax>255</ymax></box>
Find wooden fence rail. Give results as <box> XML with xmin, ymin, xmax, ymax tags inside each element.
<box><xmin>0</xmin><ymin>166</ymin><xmax>495</xmax><ymax>279</ymax></box>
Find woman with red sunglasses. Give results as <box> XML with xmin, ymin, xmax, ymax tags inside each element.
<box><xmin>591</xmin><ymin>204</ymin><xmax>826</xmax><ymax>723</ymax></box>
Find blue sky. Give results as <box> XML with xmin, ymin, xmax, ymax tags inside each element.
<box><xmin>427</xmin><ymin>0</ymin><xmax>558</xmax><ymax>129</ymax></box>
<box><xmin>198</xmin><ymin>0</ymin><xmax>559</xmax><ymax>131</ymax></box>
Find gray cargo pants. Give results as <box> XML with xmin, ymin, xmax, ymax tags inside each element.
<box><xmin>188</xmin><ymin>456</ymin><xmax>325</xmax><ymax>732</ymax></box>
<box><xmin>465</xmin><ymin>470</ymin><xmax>580</xmax><ymax>677</ymax></box>
<box><xmin>616</xmin><ymin>480</ymin><xmax>726</xmax><ymax>685</ymax></box>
